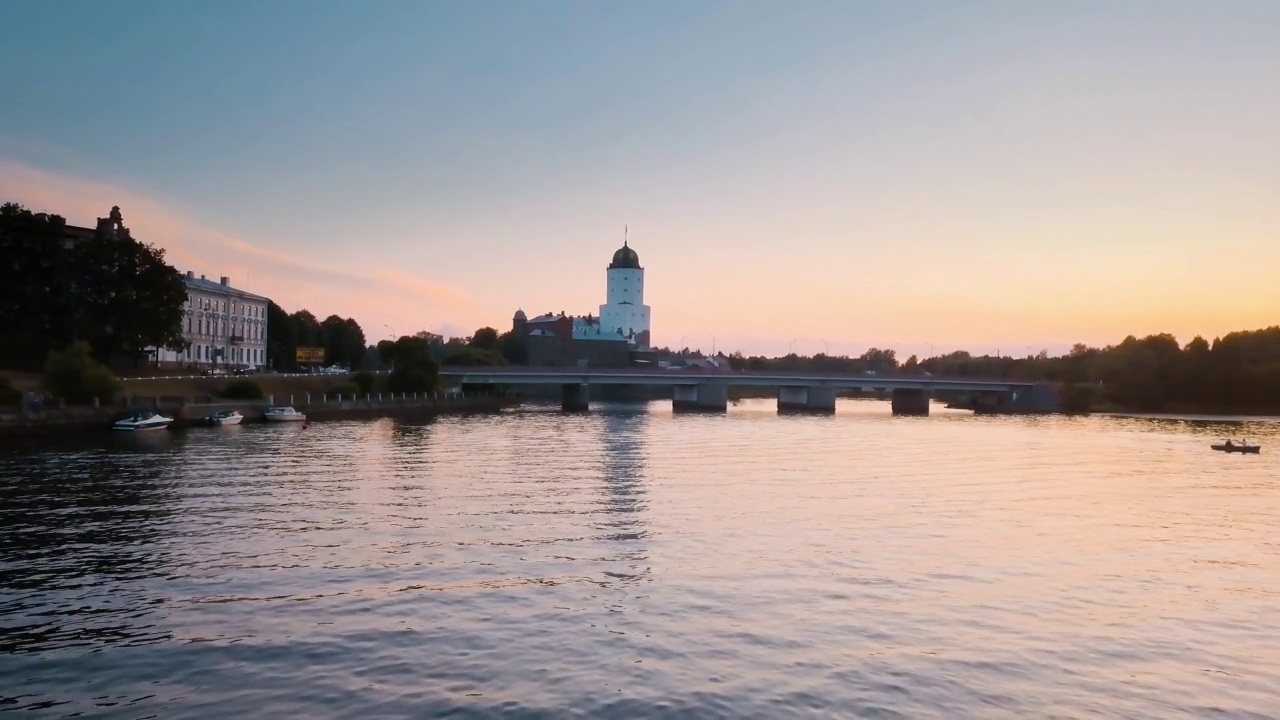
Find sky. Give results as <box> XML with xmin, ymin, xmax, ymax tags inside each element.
<box><xmin>2</xmin><ymin>1</ymin><xmax>1278</xmax><ymax>358</ymax></box>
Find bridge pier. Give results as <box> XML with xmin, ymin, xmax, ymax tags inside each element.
<box><xmin>777</xmin><ymin>386</ymin><xmax>836</xmax><ymax>414</ymax></box>
<box><xmin>561</xmin><ymin>383</ymin><xmax>589</xmax><ymax>412</ymax></box>
<box><xmin>891</xmin><ymin>388</ymin><xmax>930</xmax><ymax>416</ymax></box>
<box><xmin>673</xmin><ymin>382</ymin><xmax>728</xmax><ymax>413</ymax></box>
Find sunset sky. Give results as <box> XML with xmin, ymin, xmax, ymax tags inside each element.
<box><xmin>3</xmin><ymin>1</ymin><xmax>1277</xmax><ymax>357</ymax></box>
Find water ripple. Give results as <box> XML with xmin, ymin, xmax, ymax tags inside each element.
<box><xmin>1</xmin><ymin>401</ymin><xmax>1278</xmax><ymax>717</ymax></box>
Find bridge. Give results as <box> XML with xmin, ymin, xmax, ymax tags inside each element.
<box><xmin>438</xmin><ymin>366</ymin><xmax>1041</xmax><ymax>414</ymax></box>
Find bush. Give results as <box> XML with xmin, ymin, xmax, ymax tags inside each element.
<box><xmin>1061</xmin><ymin>382</ymin><xmax>1097</xmax><ymax>414</ymax></box>
<box><xmin>328</xmin><ymin>381</ymin><xmax>360</xmax><ymax>398</ymax></box>
<box><xmin>442</xmin><ymin>347</ymin><xmax>507</xmax><ymax>366</ymax></box>
<box><xmin>0</xmin><ymin>375</ymin><xmax>21</xmax><ymax>406</ymax></box>
<box><xmin>220</xmin><ymin>379</ymin><xmax>264</xmax><ymax>399</ymax></box>
<box><xmin>352</xmin><ymin>370</ymin><xmax>376</xmax><ymax>394</ymax></box>
<box><xmin>43</xmin><ymin>342</ymin><xmax>121</xmax><ymax>404</ymax></box>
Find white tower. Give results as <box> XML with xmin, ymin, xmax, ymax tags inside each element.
<box><xmin>598</xmin><ymin>241</ymin><xmax>651</xmax><ymax>348</ymax></box>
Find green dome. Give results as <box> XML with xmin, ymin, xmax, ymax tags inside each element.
<box><xmin>609</xmin><ymin>242</ymin><xmax>641</xmax><ymax>269</ymax></box>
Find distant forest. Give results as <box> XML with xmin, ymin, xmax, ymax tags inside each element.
<box><xmin>720</xmin><ymin>328</ymin><xmax>1280</xmax><ymax>414</ymax></box>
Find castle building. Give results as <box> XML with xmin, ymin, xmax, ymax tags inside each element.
<box><xmin>597</xmin><ymin>241</ymin><xmax>651</xmax><ymax>347</ymax></box>
<box><xmin>511</xmin><ymin>241</ymin><xmax>653</xmax><ymax>365</ymax></box>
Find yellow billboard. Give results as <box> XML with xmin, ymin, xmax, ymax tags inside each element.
<box><xmin>296</xmin><ymin>347</ymin><xmax>325</xmax><ymax>363</ymax></box>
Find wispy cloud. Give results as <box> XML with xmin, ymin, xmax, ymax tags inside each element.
<box><xmin>0</xmin><ymin>158</ymin><xmax>493</xmax><ymax>340</ymax></box>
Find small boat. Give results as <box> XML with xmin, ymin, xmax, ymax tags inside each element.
<box><xmin>204</xmin><ymin>410</ymin><xmax>243</xmax><ymax>426</ymax></box>
<box><xmin>264</xmin><ymin>406</ymin><xmax>306</xmax><ymax>423</ymax></box>
<box><xmin>1211</xmin><ymin>441</ymin><xmax>1261</xmax><ymax>454</ymax></box>
<box><xmin>112</xmin><ymin>412</ymin><xmax>174</xmax><ymax>432</ymax></box>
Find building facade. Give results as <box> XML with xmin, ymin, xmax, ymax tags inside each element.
<box><xmin>153</xmin><ymin>272</ymin><xmax>270</xmax><ymax>369</ymax></box>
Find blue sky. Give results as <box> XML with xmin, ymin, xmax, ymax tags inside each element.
<box><xmin>3</xmin><ymin>1</ymin><xmax>1278</xmax><ymax>356</ymax></box>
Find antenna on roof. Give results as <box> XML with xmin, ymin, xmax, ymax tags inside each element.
<box><xmin>625</xmin><ymin>224</ymin><xmax>628</xmax><ymax>246</ymax></box>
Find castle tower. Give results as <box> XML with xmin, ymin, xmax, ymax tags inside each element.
<box><xmin>598</xmin><ymin>241</ymin><xmax>651</xmax><ymax>348</ymax></box>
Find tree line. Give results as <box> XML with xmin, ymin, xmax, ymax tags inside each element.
<box><xmin>723</xmin><ymin>328</ymin><xmax>1280</xmax><ymax>413</ymax></box>
<box><xmin>1</xmin><ymin>202</ymin><xmax>187</xmax><ymax>369</ymax></box>
<box><xmin>265</xmin><ymin>302</ymin><xmax>367</xmax><ymax>371</ymax></box>
<box><xmin>2</xmin><ymin>201</ymin><xmax>374</xmax><ymax>377</ymax></box>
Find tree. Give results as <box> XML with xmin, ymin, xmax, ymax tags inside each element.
<box><xmin>469</xmin><ymin>326</ymin><xmax>500</xmax><ymax>352</ymax></box>
<box><xmin>0</xmin><ymin>203</ymin><xmax>72</xmax><ymax>368</ymax></box>
<box><xmin>320</xmin><ymin>315</ymin><xmax>366</xmax><ymax>369</ymax></box>
<box><xmin>859</xmin><ymin>347</ymin><xmax>898</xmax><ymax>373</ymax></box>
<box><xmin>42</xmin><ymin>341</ymin><xmax>121</xmax><ymax>403</ymax></box>
<box><xmin>73</xmin><ymin>218</ymin><xmax>188</xmax><ymax>366</ymax></box>
<box><xmin>291</xmin><ymin>310</ymin><xmax>321</xmax><ymax>349</ymax></box>
<box><xmin>266</xmin><ymin>301</ymin><xmax>295</xmax><ymax>371</ymax></box>
<box><xmin>442</xmin><ymin>347</ymin><xmax>507</xmax><ymax>366</ymax></box>
<box><xmin>497</xmin><ymin>330</ymin><xmax>527</xmax><ymax>365</ymax></box>
<box><xmin>379</xmin><ymin>335</ymin><xmax>439</xmax><ymax>393</ymax></box>
<box><xmin>1</xmin><ymin>203</ymin><xmax>186</xmax><ymax>369</ymax></box>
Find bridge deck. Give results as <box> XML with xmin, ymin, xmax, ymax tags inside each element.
<box><xmin>439</xmin><ymin>367</ymin><xmax>1035</xmax><ymax>392</ymax></box>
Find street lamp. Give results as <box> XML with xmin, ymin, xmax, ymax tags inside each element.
<box><xmin>819</xmin><ymin>337</ymin><xmax>829</xmax><ymax>356</ymax></box>
<box><xmin>679</xmin><ymin>335</ymin><xmax>688</xmax><ymax>355</ymax></box>
<box><xmin>384</xmin><ymin>324</ymin><xmax>396</xmax><ymax>340</ymax></box>
<box><xmin>789</xmin><ymin>338</ymin><xmax>798</xmax><ymax>355</ymax></box>
<box><xmin>707</xmin><ymin>332</ymin><xmax>716</xmax><ymax>355</ymax></box>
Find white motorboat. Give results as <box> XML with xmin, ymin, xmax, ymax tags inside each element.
<box><xmin>112</xmin><ymin>412</ymin><xmax>174</xmax><ymax>432</ymax></box>
<box><xmin>264</xmin><ymin>406</ymin><xmax>306</xmax><ymax>422</ymax></box>
<box><xmin>204</xmin><ymin>410</ymin><xmax>244</xmax><ymax>426</ymax></box>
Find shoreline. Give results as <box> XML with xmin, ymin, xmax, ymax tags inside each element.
<box><xmin>0</xmin><ymin>395</ymin><xmax>519</xmax><ymax>438</ymax></box>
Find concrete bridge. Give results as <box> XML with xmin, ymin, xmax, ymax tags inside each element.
<box><xmin>439</xmin><ymin>367</ymin><xmax>1040</xmax><ymax>414</ymax></box>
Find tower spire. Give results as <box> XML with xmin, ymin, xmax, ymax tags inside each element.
<box><xmin>624</xmin><ymin>223</ymin><xmax>628</xmax><ymax>247</ymax></box>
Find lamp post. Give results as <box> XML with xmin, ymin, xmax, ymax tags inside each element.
<box><xmin>819</xmin><ymin>337</ymin><xmax>829</xmax><ymax>356</ymax></box>
<box><xmin>707</xmin><ymin>333</ymin><xmax>716</xmax><ymax>355</ymax></box>
<box><xmin>679</xmin><ymin>335</ymin><xmax>688</xmax><ymax>356</ymax></box>
<box><xmin>789</xmin><ymin>338</ymin><xmax>798</xmax><ymax>355</ymax></box>
<box><xmin>384</xmin><ymin>324</ymin><xmax>396</xmax><ymax>340</ymax></box>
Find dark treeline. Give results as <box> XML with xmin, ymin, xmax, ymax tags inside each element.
<box><xmin>1</xmin><ymin>203</ymin><xmax>186</xmax><ymax>369</ymax></box>
<box><xmin>724</xmin><ymin>328</ymin><xmax>1280</xmax><ymax>413</ymax></box>
<box><xmin>266</xmin><ymin>302</ymin><xmax>366</xmax><ymax>371</ymax></box>
<box><xmin>369</xmin><ymin>326</ymin><xmax>523</xmax><ymax>371</ymax></box>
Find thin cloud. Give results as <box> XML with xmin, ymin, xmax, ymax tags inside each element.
<box><xmin>0</xmin><ymin>158</ymin><xmax>492</xmax><ymax>339</ymax></box>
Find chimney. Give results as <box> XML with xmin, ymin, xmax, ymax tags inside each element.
<box><xmin>220</xmin><ymin>276</ymin><xmax>229</xmax><ymax>286</ymax></box>
<box><xmin>200</xmin><ymin>274</ymin><xmax>206</xmax><ymax>281</ymax></box>
<box><xmin>185</xmin><ymin>270</ymin><xmax>194</xmax><ymax>280</ymax></box>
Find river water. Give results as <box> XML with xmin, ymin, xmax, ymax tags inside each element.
<box><xmin>2</xmin><ymin>400</ymin><xmax>1278</xmax><ymax>719</ymax></box>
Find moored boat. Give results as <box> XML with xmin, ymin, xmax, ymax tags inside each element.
<box><xmin>204</xmin><ymin>410</ymin><xmax>243</xmax><ymax>426</ymax></box>
<box><xmin>112</xmin><ymin>412</ymin><xmax>174</xmax><ymax>432</ymax></box>
<box><xmin>264</xmin><ymin>406</ymin><xmax>306</xmax><ymax>423</ymax></box>
<box><xmin>1211</xmin><ymin>441</ymin><xmax>1260</xmax><ymax>454</ymax></box>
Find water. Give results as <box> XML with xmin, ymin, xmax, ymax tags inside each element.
<box><xmin>2</xmin><ymin>400</ymin><xmax>1278</xmax><ymax>718</ymax></box>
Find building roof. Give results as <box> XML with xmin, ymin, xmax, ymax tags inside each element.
<box><xmin>183</xmin><ymin>272</ymin><xmax>270</xmax><ymax>302</ymax></box>
<box><xmin>609</xmin><ymin>241</ymin><xmax>641</xmax><ymax>269</ymax></box>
